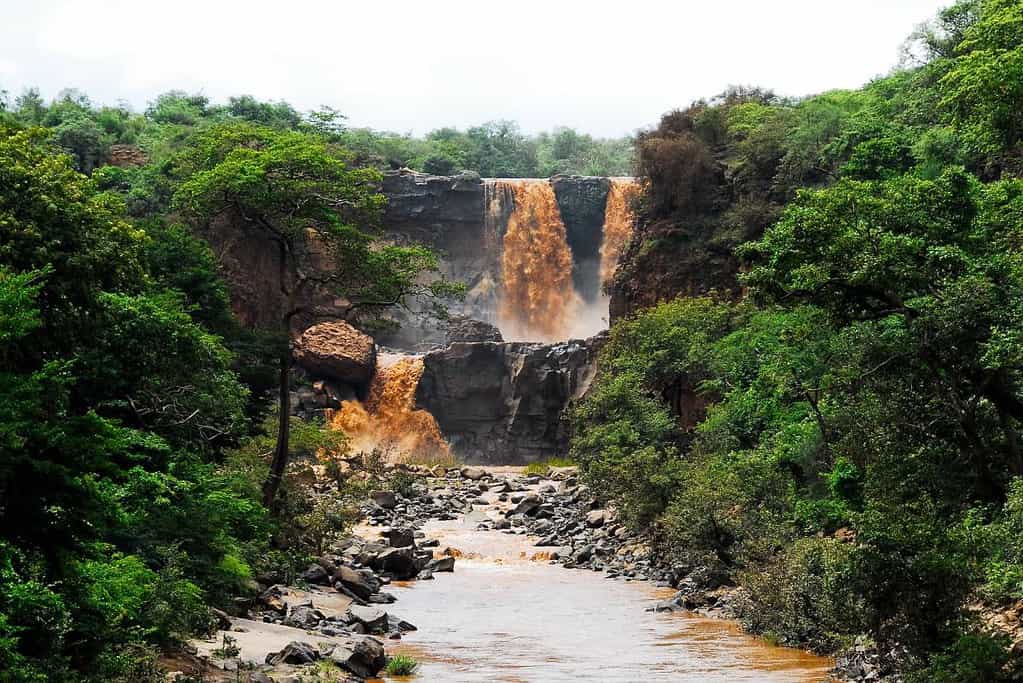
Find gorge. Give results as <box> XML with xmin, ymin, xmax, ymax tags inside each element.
<box><xmin>287</xmin><ymin>171</ymin><xmax>639</xmax><ymax>465</ymax></box>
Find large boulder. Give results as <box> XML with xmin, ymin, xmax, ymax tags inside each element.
<box><xmin>334</xmin><ymin>566</ymin><xmax>376</xmax><ymax>601</ymax></box>
<box><xmin>345</xmin><ymin>605</ymin><xmax>389</xmax><ymax>634</ymax></box>
<box><xmin>327</xmin><ymin>635</ymin><xmax>386</xmax><ymax>678</ymax></box>
<box><xmin>445</xmin><ymin>316</ymin><xmax>503</xmax><ymax>344</ymax></box>
<box><xmin>266</xmin><ymin>641</ymin><xmax>319</xmax><ymax>665</ymax></box>
<box><xmin>370</xmin><ymin>547</ymin><xmax>418</xmax><ymax>579</ymax></box>
<box><xmin>293</xmin><ymin>321</ymin><xmax>376</xmax><ymax>385</ymax></box>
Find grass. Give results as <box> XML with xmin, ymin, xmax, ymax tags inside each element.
<box><xmin>522</xmin><ymin>457</ymin><xmax>576</xmax><ymax>476</ymax></box>
<box><xmin>385</xmin><ymin>654</ymin><xmax>419</xmax><ymax>676</ymax></box>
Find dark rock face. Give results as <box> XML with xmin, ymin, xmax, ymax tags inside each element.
<box><xmin>201</xmin><ymin>169</ymin><xmax>623</xmax><ymax>353</ymax></box>
<box><xmin>375</xmin><ymin>171</ymin><xmax>496</xmax><ymax>350</ymax></box>
<box><xmin>445</xmin><ymin>316</ymin><xmax>503</xmax><ymax>344</ymax></box>
<box><xmin>375</xmin><ymin>171</ymin><xmax>617</xmax><ymax>350</ymax></box>
<box><xmin>414</xmin><ymin>336</ymin><xmax>604</xmax><ymax>464</ymax></box>
<box><xmin>551</xmin><ymin>175</ymin><xmax>611</xmax><ymax>303</ymax></box>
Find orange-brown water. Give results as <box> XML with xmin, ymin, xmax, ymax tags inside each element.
<box><xmin>376</xmin><ymin>496</ymin><xmax>833</xmax><ymax>682</ymax></box>
<box><xmin>328</xmin><ymin>355</ymin><xmax>450</xmax><ymax>461</ymax></box>
<box><xmin>599</xmin><ymin>178</ymin><xmax>640</xmax><ymax>287</ymax></box>
<box><xmin>498</xmin><ymin>180</ymin><xmax>579</xmax><ymax>341</ymax></box>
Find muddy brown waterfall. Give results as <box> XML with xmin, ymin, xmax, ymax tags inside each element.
<box><xmin>498</xmin><ymin>180</ymin><xmax>579</xmax><ymax>341</ymax></box>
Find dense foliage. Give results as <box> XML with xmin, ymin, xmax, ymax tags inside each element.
<box><xmin>0</xmin><ymin>89</ymin><xmax>633</xmax><ymax>181</ymax></box>
<box><xmin>0</xmin><ymin>81</ymin><xmax>461</xmax><ymax>682</ymax></box>
<box><xmin>577</xmin><ymin>1</ymin><xmax>1023</xmax><ymax>679</ymax></box>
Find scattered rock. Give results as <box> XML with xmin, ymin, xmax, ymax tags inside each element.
<box><xmin>299</xmin><ymin>563</ymin><xmax>330</xmax><ymax>584</ymax></box>
<box><xmin>510</xmin><ymin>494</ymin><xmax>542</xmax><ymax>516</ymax></box>
<box><xmin>585</xmin><ymin>509</ymin><xmax>607</xmax><ymax>528</ymax></box>
<box><xmin>346</xmin><ymin>605</ymin><xmax>389</xmax><ymax>634</ymax></box>
<box><xmin>383</xmin><ymin>527</ymin><xmax>415</xmax><ymax>548</ymax></box>
<box><xmin>370</xmin><ymin>490</ymin><xmax>397</xmax><ymax>510</ymax></box>
<box><xmin>428</xmin><ymin>556</ymin><xmax>455</xmax><ymax>572</ymax></box>
<box><xmin>265</xmin><ymin>641</ymin><xmax>319</xmax><ymax>666</ymax></box>
<box><xmin>333</xmin><ymin>566</ymin><xmax>376</xmax><ymax>601</ymax></box>
<box><xmin>284</xmin><ymin>604</ymin><xmax>324</xmax><ymax>629</ymax></box>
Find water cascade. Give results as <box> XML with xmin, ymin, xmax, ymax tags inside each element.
<box><xmin>497</xmin><ymin>180</ymin><xmax>579</xmax><ymax>341</ymax></box>
<box><xmin>328</xmin><ymin>355</ymin><xmax>450</xmax><ymax>462</ymax></box>
<box><xmin>599</xmin><ymin>178</ymin><xmax>640</xmax><ymax>287</ymax></box>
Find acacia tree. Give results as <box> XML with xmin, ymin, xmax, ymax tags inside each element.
<box><xmin>173</xmin><ymin>122</ymin><xmax>456</xmax><ymax>507</ymax></box>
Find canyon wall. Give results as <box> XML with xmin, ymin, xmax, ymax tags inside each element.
<box><xmin>240</xmin><ymin>169</ymin><xmax>638</xmax><ymax>464</ymax></box>
<box><xmin>376</xmin><ymin>171</ymin><xmax>631</xmax><ymax>347</ymax></box>
<box><xmin>414</xmin><ymin>337</ymin><xmax>603</xmax><ymax>464</ymax></box>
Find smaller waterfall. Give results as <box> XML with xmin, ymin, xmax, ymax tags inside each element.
<box><xmin>599</xmin><ymin>178</ymin><xmax>640</xmax><ymax>288</ymax></box>
<box><xmin>328</xmin><ymin>354</ymin><xmax>451</xmax><ymax>462</ymax></box>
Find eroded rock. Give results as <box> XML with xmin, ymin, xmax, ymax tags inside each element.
<box><xmin>293</xmin><ymin>321</ymin><xmax>376</xmax><ymax>385</ymax></box>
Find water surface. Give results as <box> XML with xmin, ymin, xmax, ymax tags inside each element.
<box><xmin>378</xmin><ymin>514</ymin><xmax>832</xmax><ymax>682</ymax></box>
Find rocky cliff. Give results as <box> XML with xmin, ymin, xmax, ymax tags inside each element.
<box><xmin>414</xmin><ymin>336</ymin><xmax>604</xmax><ymax>464</ymax></box>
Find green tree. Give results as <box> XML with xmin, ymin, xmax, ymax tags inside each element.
<box><xmin>172</xmin><ymin>122</ymin><xmax>456</xmax><ymax>506</ymax></box>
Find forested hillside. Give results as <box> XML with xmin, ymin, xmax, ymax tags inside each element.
<box><xmin>582</xmin><ymin>0</ymin><xmax>1023</xmax><ymax>679</ymax></box>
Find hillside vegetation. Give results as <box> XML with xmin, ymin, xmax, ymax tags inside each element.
<box><xmin>580</xmin><ymin>1</ymin><xmax>1023</xmax><ymax>679</ymax></box>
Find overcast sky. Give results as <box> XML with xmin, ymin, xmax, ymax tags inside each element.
<box><xmin>0</xmin><ymin>0</ymin><xmax>950</xmax><ymax>137</ymax></box>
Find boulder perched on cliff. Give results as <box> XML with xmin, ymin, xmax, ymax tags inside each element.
<box><xmin>293</xmin><ymin>321</ymin><xmax>376</xmax><ymax>385</ymax></box>
<box><xmin>445</xmin><ymin>316</ymin><xmax>503</xmax><ymax>344</ymax></box>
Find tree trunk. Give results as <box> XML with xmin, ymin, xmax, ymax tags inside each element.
<box><xmin>262</xmin><ymin>339</ymin><xmax>292</xmax><ymax>508</ymax></box>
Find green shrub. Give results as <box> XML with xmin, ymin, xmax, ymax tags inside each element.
<box><xmin>385</xmin><ymin>653</ymin><xmax>419</xmax><ymax>676</ymax></box>
<box><xmin>908</xmin><ymin>632</ymin><xmax>1013</xmax><ymax>683</ymax></box>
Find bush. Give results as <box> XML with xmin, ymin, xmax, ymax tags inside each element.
<box><xmin>740</xmin><ymin>537</ymin><xmax>863</xmax><ymax>652</ymax></box>
<box><xmin>385</xmin><ymin>653</ymin><xmax>419</xmax><ymax>676</ymax></box>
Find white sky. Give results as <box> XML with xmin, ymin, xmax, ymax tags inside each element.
<box><xmin>0</xmin><ymin>0</ymin><xmax>949</xmax><ymax>137</ymax></box>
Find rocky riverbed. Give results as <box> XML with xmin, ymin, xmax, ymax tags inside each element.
<box><xmin>183</xmin><ymin>465</ymin><xmax>841</xmax><ymax>682</ymax></box>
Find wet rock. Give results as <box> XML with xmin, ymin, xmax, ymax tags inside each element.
<box><xmin>446</xmin><ymin>316</ymin><xmax>503</xmax><ymax>344</ymax></box>
<box><xmin>428</xmin><ymin>556</ymin><xmax>455</xmax><ymax>572</ymax></box>
<box><xmin>382</xmin><ymin>527</ymin><xmax>415</xmax><ymax>548</ymax></box>
<box><xmin>415</xmin><ymin>339</ymin><xmax>602</xmax><ymax>464</ymax></box>
<box><xmin>293</xmin><ymin>321</ymin><xmax>376</xmax><ymax>385</ymax></box>
<box><xmin>346</xmin><ymin>605</ymin><xmax>389</xmax><ymax>634</ymax></box>
<box><xmin>266</xmin><ymin>641</ymin><xmax>319</xmax><ymax>665</ymax></box>
<box><xmin>248</xmin><ymin>673</ymin><xmax>274</xmax><ymax>683</ymax></box>
<box><xmin>334</xmin><ymin>566</ymin><xmax>376</xmax><ymax>601</ymax></box>
<box><xmin>327</xmin><ymin>635</ymin><xmax>387</xmax><ymax>679</ymax></box>
<box><xmin>371</xmin><ymin>547</ymin><xmax>418</xmax><ymax>579</ymax></box>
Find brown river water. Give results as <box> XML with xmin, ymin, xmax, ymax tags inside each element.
<box><xmin>374</xmin><ymin>509</ymin><xmax>833</xmax><ymax>682</ymax></box>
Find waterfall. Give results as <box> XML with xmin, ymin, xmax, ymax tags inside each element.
<box><xmin>599</xmin><ymin>178</ymin><xmax>640</xmax><ymax>288</ymax></box>
<box><xmin>497</xmin><ymin>180</ymin><xmax>579</xmax><ymax>341</ymax></box>
<box><xmin>328</xmin><ymin>354</ymin><xmax>451</xmax><ymax>463</ymax></box>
